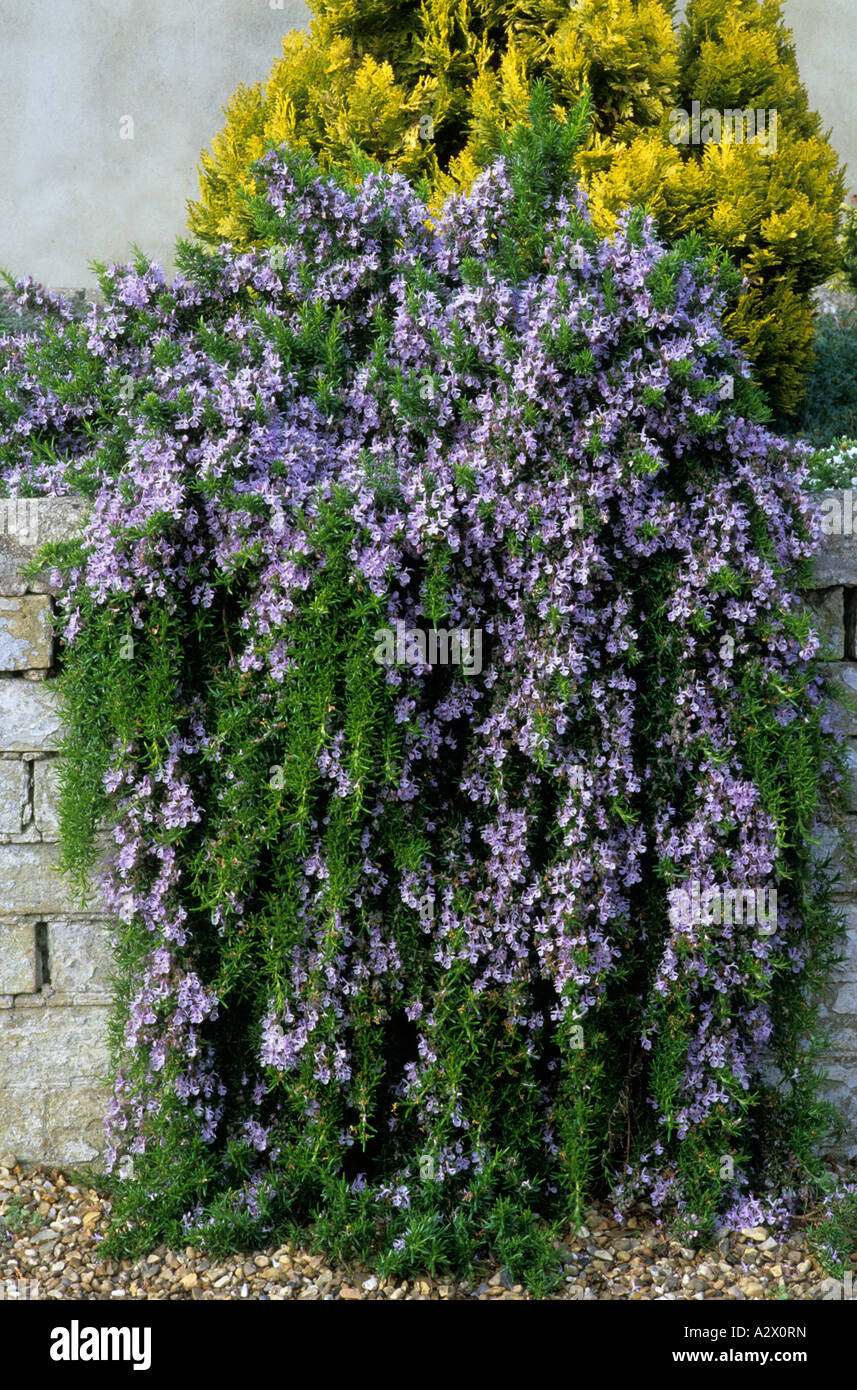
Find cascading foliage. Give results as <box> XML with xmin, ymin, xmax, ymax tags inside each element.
<box><xmin>0</xmin><ymin>90</ymin><xmax>849</xmax><ymax>1287</ymax></box>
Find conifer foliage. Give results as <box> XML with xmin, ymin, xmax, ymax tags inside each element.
<box><xmin>188</xmin><ymin>0</ymin><xmax>844</xmax><ymax>416</ymax></box>
<box><xmin>0</xmin><ymin>95</ymin><xmax>847</xmax><ymax>1286</ymax></box>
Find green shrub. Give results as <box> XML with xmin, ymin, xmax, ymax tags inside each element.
<box><xmin>801</xmin><ymin>439</ymin><xmax>857</xmax><ymax>491</ymax></box>
<box><xmin>790</xmin><ymin>311</ymin><xmax>857</xmax><ymax>449</ymax></box>
<box><xmin>838</xmin><ymin>197</ymin><xmax>857</xmax><ymax>296</ymax></box>
<box><xmin>0</xmin><ymin>289</ymin><xmax>44</xmax><ymax>338</ymax></box>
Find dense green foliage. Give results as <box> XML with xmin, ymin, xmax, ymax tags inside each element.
<box><xmin>801</xmin><ymin>439</ymin><xmax>857</xmax><ymax>491</ymax></box>
<box><xmin>838</xmin><ymin>198</ymin><xmax>857</xmax><ymax>298</ymax></box>
<box><xmin>791</xmin><ymin>311</ymin><xmax>857</xmax><ymax>450</ymax></box>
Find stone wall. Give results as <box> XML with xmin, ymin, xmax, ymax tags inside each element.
<box><xmin>806</xmin><ymin>494</ymin><xmax>857</xmax><ymax>1155</ymax></box>
<box><xmin>0</xmin><ymin>494</ymin><xmax>855</xmax><ymax>1166</ymax></box>
<box><xmin>0</xmin><ymin>498</ymin><xmax>111</xmax><ymax>1166</ymax></box>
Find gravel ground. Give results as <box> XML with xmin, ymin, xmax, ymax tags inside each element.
<box><xmin>0</xmin><ymin>1153</ymin><xmax>851</xmax><ymax>1301</ymax></box>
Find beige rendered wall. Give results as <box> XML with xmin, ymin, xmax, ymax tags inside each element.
<box><xmin>0</xmin><ymin>0</ymin><xmax>310</xmax><ymax>290</ymax></box>
<box><xmin>0</xmin><ymin>1</ymin><xmax>854</xmax><ymax>290</ymax></box>
<box><xmin>782</xmin><ymin>0</ymin><xmax>856</xmax><ymax>191</ymax></box>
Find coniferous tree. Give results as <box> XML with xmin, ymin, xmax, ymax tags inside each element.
<box><xmin>188</xmin><ymin>0</ymin><xmax>843</xmax><ymax>415</ymax></box>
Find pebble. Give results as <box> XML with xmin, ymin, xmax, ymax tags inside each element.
<box><xmin>0</xmin><ymin>1158</ymin><xmax>854</xmax><ymax>1301</ymax></box>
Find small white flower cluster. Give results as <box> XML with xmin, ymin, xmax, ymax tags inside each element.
<box><xmin>806</xmin><ymin>438</ymin><xmax>857</xmax><ymax>491</ymax></box>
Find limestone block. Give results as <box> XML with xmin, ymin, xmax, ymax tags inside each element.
<box><xmin>811</xmin><ymin>820</ymin><xmax>857</xmax><ymax>897</ymax></box>
<box><xmin>45</xmin><ymin>917</ymin><xmax>112</xmax><ymax>995</ymax></box>
<box><xmin>0</xmin><ymin>760</ymin><xmax>28</xmax><ymax>833</ymax></box>
<box><xmin>817</xmin><ymin>981</ymin><xmax>857</xmax><ymax>1031</ymax></box>
<box><xmin>0</xmin><ymin>921</ymin><xmax>36</xmax><ymax>994</ymax></box>
<box><xmin>33</xmin><ymin>758</ymin><xmax>60</xmax><ymax>838</ymax></box>
<box><xmin>43</xmin><ymin>1083</ymin><xmax>111</xmax><ymax>1166</ymax></box>
<box><xmin>0</xmin><ymin>496</ymin><xmax>88</xmax><ymax>596</ymax></box>
<box><xmin>0</xmin><ymin>595</ymin><xmax>53</xmax><ymax>670</ymax></box>
<box><xmin>0</xmin><ymin>1084</ymin><xmax>45</xmax><ymax>1160</ymax></box>
<box><xmin>810</xmin><ymin>492</ymin><xmax>857</xmax><ymax>587</ymax></box>
<box><xmin>0</xmin><ymin>998</ymin><xmax>110</xmax><ymax>1090</ymax></box>
<box><xmin>0</xmin><ymin>1078</ymin><xmax>111</xmax><ymax>1167</ymax></box>
<box><xmin>0</xmin><ymin>679</ymin><xmax>62</xmax><ymax>752</ymax></box>
<box><xmin>830</xmin><ymin>903</ymin><xmax>857</xmax><ymax>979</ymax></box>
<box><xmin>0</xmin><ymin>842</ymin><xmax>105</xmax><ymax>914</ymax></box>
<box><xmin>834</xmin><ymin>980</ymin><xmax>857</xmax><ymax>1017</ymax></box>
<box><xmin>804</xmin><ymin>588</ymin><xmax>844</xmax><ymax>661</ymax></box>
<box><xmin>815</xmin><ymin>1059</ymin><xmax>857</xmax><ymax>1160</ymax></box>
<box><xmin>822</xmin><ymin>662</ymin><xmax>857</xmax><ymax>738</ymax></box>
